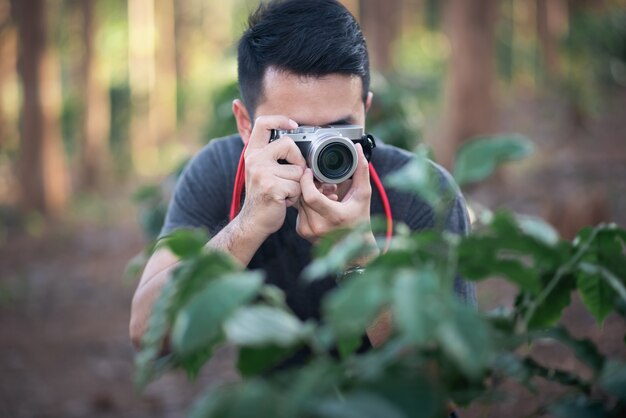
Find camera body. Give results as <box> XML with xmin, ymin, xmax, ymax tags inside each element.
<box><xmin>270</xmin><ymin>125</ymin><xmax>376</xmax><ymax>184</ymax></box>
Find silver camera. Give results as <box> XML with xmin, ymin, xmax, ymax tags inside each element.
<box><xmin>270</xmin><ymin>125</ymin><xmax>376</xmax><ymax>184</ymax></box>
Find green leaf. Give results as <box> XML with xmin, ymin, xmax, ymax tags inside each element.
<box><xmin>453</xmin><ymin>134</ymin><xmax>534</xmax><ymax>187</ymax></box>
<box><xmin>281</xmin><ymin>359</ymin><xmax>344</xmax><ymax>417</ymax></box>
<box><xmin>133</xmin><ymin>184</ymin><xmax>161</xmax><ymax>203</ymax></box>
<box><xmin>237</xmin><ymin>345</ymin><xmax>299</xmax><ymax>377</ymax></box>
<box><xmin>550</xmin><ymin>396</ymin><xmax>610</xmax><ymax>418</ymax></box>
<box><xmin>224</xmin><ymin>305</ymin><xmax>307</xmax><ymax>348</ymax></box>
<box><xmin>385</xmin><ymin>145</ymin><xmax>442</xmax><ymax>208</ymax></box>
<box><xmin>577</xmin><ymin>267</ymin><xmax>616</xmax><ymax>325</ymax></box>
<box><xmin>527</xmin><ymin>273</ymin><xmax>576</xmax><ymax>329</ymax></box>
<box><xmin>337</xmin><ymin>335</ymin><xmax>363</xmax><ymax>359</ymax></box>
<box><xmin>492</xmin><ymin>353</ymin><xmax>534</xmax><ymax>390</ymax></box>
<box><xmin>258</xmin><ymin>285</ymin><xmax>288</xmax><ymax>309</ymax></box>
<box><xmin>178</xmin><ymin>347</ymin><xmax>214</xmax><ymax>380</ymax></box>
<box><xmin>516</xmin><ymin>214</ymin><xmax>560</xmax><ymax>246</ymax></box>
<box><xmin>600</xmin><ymin>360</ymin><xmax>626</xmax><ymax>400</ymax></box>
<box><xmin>170</xmin><ymin>252</ymin><xmax>242</xmax><ymax>311</ymax></box>
<box><xmin>573</xmin><ymin>224</ymin><xmax>626</xmax><ymax>324</ymax></box>
<box><xmin>392</xmin><ymin>268</ymin><xmax>442</xmax><ymax>344</ymax></box>
<box><xmin>436</xmin><ymin>304</ymin><xmax>492</xmax><ymax>379</ymax></box>
<box><xmin>459</xmin><ymin>251</ymin><xmax>542</xmax><ymax>295</ymax></box>
<box><xmin>522</xmin><ymin>358</ymin><xmax>591</xmax><ymax>392</ymax></box>
<box><xmin>189</xmin><ymin>380</ymin><xmax>283</xmax><ymax>418</ymax></box>
<box><xmin>458</xmin><ymin>211</ymin><xmax>564</xmax><ymax>294</ymax></box>
<box><xmin>160</xmin><ymin>228</ymin><xmax>210</xmax><ymax>259</ymax></box>
<box><xmin>356</xmin><ymin>366</ymin><xmax>447</xmax><ymax>418</ymax></box>
<box><xmin>313</xmin><ymin>391</ymin><xmax>407</xmax><ymax>418</ymax></box>
<box><xmin>531</xmin><ymin>326</ymin><xmax>605</xmax><ymax>375</ymax></box>
<box><xmin>124</xmin><ymin>250</ymin><xmax>150</xmax><ymax>281</ymax></box>
<box><xmin>171</xmin><ymin>271</ymin><xmax>264</xmax><ymax>355</ymax></box>
<box><xmin>303</xmin><ymin>228</ymin><xmax>376</xmax><ymax>281</ymax></box>
<box><xmin>393</xmin><ymin>267</ymin><xmax>491</xmax><ymax>378</ymax></box>
<box><xmin>312</xmin><ymin>227</ymin><xmax>354</xmax><ymax>258</ymax></box>
<box><xmin>324</xmin><ymin>267</ymin><xmax>390</xmax><ymax>338</ymax></box>
<box><xmin>134</xmin><ymin>278</ymin><xmax>178</xmax><ymax>390</ymax></box>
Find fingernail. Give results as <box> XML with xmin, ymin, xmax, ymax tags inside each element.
<box><xmin>288</xmin><ymin>119</ymin><xmax>298</xmax><ymax>128</ymax></box>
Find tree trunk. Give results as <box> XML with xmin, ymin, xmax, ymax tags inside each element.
<box><xmin>536</xmin><ymin>0</ymin><xmax>567</xmax><ymax>79</ymax></box>
<box><xmin>128</xmin><ymin>0</ymin><xmax>157</xmax><ymax>174</ymax></box>
<box><xmin>153</xmin><ymin>0</ymin><xmax>177</xmax><ymax>147</ymax></box>
<box><xmin>359</xmin><ymin>0</ymin><xmax>403</xmax><ymax>74</ymax></box>
<box><xmin>10</xmin><ymin>0</ymin><xmax>69</xmax><ymax>216</ymax></box>
<box><xmin>79</xmin><ymin>0</ymin><xmax>110</xmax><ymax>191</ymax></box>
<box><xmin>435</xmin><ymin>0</ymin><xmax>498</xmax><ymax>170</ymax></box>
<box><xmin>128</xmin><ymin>0</ymin><xmax>177</xmax><ymax>175</ymax></box>
<box><xmin>0</xmin><ymin>0</ymin><xmax>10</xmax><ymax>149</ymax></box>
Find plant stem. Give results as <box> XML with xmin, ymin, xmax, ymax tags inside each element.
<box><xmin>522</xmin><ymin>228</ymin><xmax>600</xmax><ymax>330</ymax></box>
<box><xmin>581</xmin><ymin>262</ymin><xmax>626</xmax><ymax>304</ymax></box>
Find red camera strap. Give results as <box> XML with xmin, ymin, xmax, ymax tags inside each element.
<box><xmin>229</xmin><ymin>144</ymin><xmax>393</xmax><ymax>253</ymax></box>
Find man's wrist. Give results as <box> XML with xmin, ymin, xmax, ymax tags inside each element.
<box><xmin>336</xmin><ymin>264</ymin><xmax>366</xmax><ymax>285</ymax></box>
<box><xmin>348</xmin><ymin>230</ymin><xmax>379</xmax><ymax>267</ymax></box>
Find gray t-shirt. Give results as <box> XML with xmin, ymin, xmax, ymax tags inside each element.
<box><xmin>160</xmin><ymin>134</ymin><xmax>476</xmax><ymax>320</ymax></box>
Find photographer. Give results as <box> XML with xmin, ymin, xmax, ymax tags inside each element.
<box><xmin>130</xmin><ymin>0</ymin><xmax>475</xmax><ymax>354</ymax></box>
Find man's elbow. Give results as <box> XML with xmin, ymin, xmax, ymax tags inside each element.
<box><xmin>129</xmin><ymin>311</ymin><xmax>143</xmax><ymax>349</ymax></box>
<box><xmin>129</xmin><ymin>290</ymin><xmax>147</xmax><ymax>349</ymax></box>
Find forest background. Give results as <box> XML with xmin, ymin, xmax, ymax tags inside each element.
<box><xmin>0</xmin><ymin>0</ymin><xmax>625</xmax><ymax>417</ymax></box>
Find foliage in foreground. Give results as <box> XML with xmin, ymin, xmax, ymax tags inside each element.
<box><xmin>133</xmin><ymin>136</ymin><xmax>626</xmax><ymax>418</ymax></box>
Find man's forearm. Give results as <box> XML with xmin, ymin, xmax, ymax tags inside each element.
<box><xmin>206</xmin><ymin>213</ymin><xmax>268</xmax><ymax>267</ymax></box>
<box><xmin>366</xmin><ymin>310</ymin><xmax>392</xmax><ymax>347</ymax></box>
<box><xmin>130</xmin><ymin>215</ymin><xmax>268</xmax><ymax>348</ymax></box>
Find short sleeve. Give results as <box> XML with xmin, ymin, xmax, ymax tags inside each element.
<box><xmin>159</xmin><ymin>141</ymin><xmax>231</xmax><ymax>239</ymax></box>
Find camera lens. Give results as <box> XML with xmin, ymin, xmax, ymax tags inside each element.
<box><xmin>318</xmin><ymin>143</ymin><xmax>353</xmax><ymax>180</ymax></box>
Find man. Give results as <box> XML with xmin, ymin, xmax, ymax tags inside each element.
<box><xmin>130</xmin><ymin>0</ymin><xmax>475</xmax><ymax>351</ymax></box>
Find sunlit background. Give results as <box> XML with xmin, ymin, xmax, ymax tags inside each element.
<box><xmin>1</xmin><ymin>0</ymin><xmax>625</xmax><ymax>417</ymax></box>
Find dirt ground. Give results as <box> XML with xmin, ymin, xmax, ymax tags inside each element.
<box><xmin>0</xmin><ymin>89</ymin><xmax>625</xmax><ymax>418</ymax></box>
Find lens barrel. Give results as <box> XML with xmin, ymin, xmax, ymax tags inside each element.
<box><xmin>308</xmin><ymin>134</ymin><xmax>358</xmax><ymax>184</ymax></box>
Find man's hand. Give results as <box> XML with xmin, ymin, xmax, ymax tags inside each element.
<box><xmin>239</xmin><ymin>115</ymin><xmax>307</xmax><ymax>237</ymax></box>
<box><xmin>296</xmin><ymin>143</ymin><xmax>374</xmax><ymax>245</ymax></box>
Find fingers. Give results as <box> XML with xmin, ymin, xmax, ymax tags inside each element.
<box><xmin>282</xmin><ymin>180</ymin><xmax>301</xmax><ymax>207</ymax></box>
<box><xmin>246</xmin><ymin>115</ymin><xmax>298</xmax><ymax>152</ymax></box>
<box><xmin>320</xmin><ymin>183</ymin><xmax>337</xmax><ymax>195</ymax></box>
<box><xmin>300</xmin><ymin>168</ymin><xmax>338</xmax><ymax>219</ymax></box>
<box><xmin>319</xmin><ymin>183</ymin><xmax>338</xmax><ymax>201</ymax></box>
<box><xmin>295</xmin><ymin>199</ymin><xmax>318</xmax><ymax>243</ymax></box>
<box><xmin>274</xmin><ymin>163</ymin><xmax>305</xmax><ymax>182</ymax></box>
<box><xmin>351</xmin><ymin>143</ymin><xmax>371</xmax><ymax>193</ymax></box>
<box><xmin>267</xmin><ymin>135</ymin><xmax>307</xmax><ymax>168</ymax></box>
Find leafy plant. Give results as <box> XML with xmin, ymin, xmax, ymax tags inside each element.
<box><xmin>133</xmin><ymin>135</ymin><xmax>626</xmax><ymax>417</ymax></box>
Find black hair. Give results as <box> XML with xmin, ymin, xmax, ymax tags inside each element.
<box><xmin>237</xmin><ymin>0</ymin><xmax>370</xmax><ymax>116</ymax></box>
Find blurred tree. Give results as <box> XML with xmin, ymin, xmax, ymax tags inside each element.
<box><xmin>154</xmin><ymin>0</ymin><xmax>177</xmax><ymax>145</ymax></box>
<box><xmin>10</xmin><ymin>0</ymin><xmax>69</xmax><ymax>216</ymax></box>
<box><xmin>359</xmin><ymin>0</ymin><xmax>403</xmax><ymax>73</ymax></box>
<box><xmin>128</xmin><ymin>0</ymin><xmax>177</xmax><ymax>175</ymax></box>
<box><xmin>78</xmin><ymin>0</ymin><xmax>110</xmax><ymax>191</ymax></box>
<box><xmin>536</xmin><ymin>0</ymin><xmax>567</xmax><ymax>79</ymax></box>
<box><xmin>0</xmin><ymin>0</ymin><xmax>11</xmax><ymax>150</ymax></box>
<box><xmin>436</xmin><ymin>0</ymin><xmax>498</xmax><ymax>169</ymax></box>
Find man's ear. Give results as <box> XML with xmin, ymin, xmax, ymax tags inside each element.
<box><xmin>232</xmin><ymin>99</ymin><xmax>252</xmax><ymax>144</ymax></box>
<box><xmin>365</xmin><ymin>91</ymin><xmax>373</xmax><ymax>114</ymax></box>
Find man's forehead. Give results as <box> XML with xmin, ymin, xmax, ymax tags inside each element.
<box><xmin>262</xmin><ymin>66</ymin><xmax>362</xmax><ymax>86</ymax></box>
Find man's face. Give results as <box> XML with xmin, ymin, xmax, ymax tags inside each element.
<box><xmin>255</xmin><ymin>67</ymin><xmax>370</xmax><ymax>130</ymax></box>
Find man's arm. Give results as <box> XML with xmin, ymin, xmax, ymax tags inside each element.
<box><xmin>130</xmin><ymin>115</ymin><xmax>307</xmax><ymax>349</ymax></box>
<box><xmin>129</xmin><ymin>214</ymin><xmax>268</xmax><ymax>348</ymax></box>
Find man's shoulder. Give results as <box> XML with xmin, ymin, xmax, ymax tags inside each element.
<box><xmin>183</xmin><ymin>134</ymin><xmax>242</xmax><ymax>176</ymax></box>
<box><xmin>195</xmin><ymin>134</ymin><xmax>243</xmax><ymax>162</ymax></box>
<box><xmin>370</xmin><ymin>141</ymin><xmax>413</xmax><ymax>173</ymax></box>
